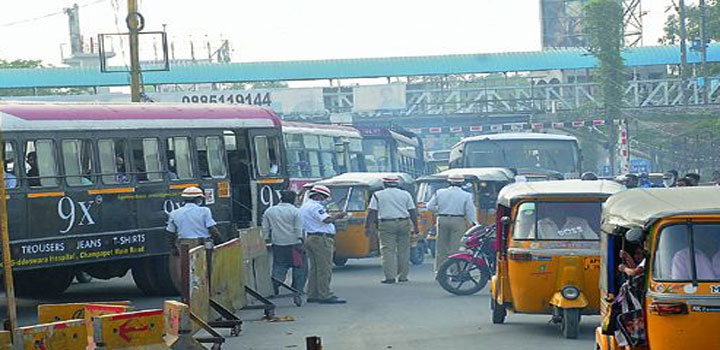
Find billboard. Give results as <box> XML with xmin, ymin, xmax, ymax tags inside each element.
<box><xmin>540</xmin><ymin>0</ymin><xmax>588</xmax><ymax>48</ymax></box>
<box><xmin>352</xmin><ymin>84</ymin><xmax>406</xmax><ymax>112</ymax></box>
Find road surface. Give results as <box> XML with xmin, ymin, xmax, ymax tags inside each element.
<box><xmin>6</xmin><ymin>257</ymin><xmax>597</xmax><ymax>349</ymax></box>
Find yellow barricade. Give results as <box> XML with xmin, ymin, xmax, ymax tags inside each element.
<box><xmin>211</xmin><ymin>238</ymin><xmax>245</xmax><ymax>311</ymax></box>
<box><xmin>240</xmin><ymin>227</ymin><xmax>273</xmax><ymax>298</ymax></box>
<box><xmin>188</xmin><ymin>245</ymin><xmax>209</xmax><ymax>334</ymax></box>
<box><xmin>15</xmin><ymin>319</ymin><xmax>87</xmax><ymax>350</ymax></box>
<box><xmin>93</xmin><ymin>309</ymin><xmax>167</xmax><ymax>350</ymax></box>
<box><xmin>163</xmin><ymin>301</ymin><xmax>205</xmax><ymax>350</ymax></box>
<box><xmin>0</xmin><ymin>331</ymin><xmax>10</xmax><ymax>350</ymax></box>
<box><xmin>37</xmin><ymin>302</ymin><xmax>132</xmax><ymax>324</ymax></box>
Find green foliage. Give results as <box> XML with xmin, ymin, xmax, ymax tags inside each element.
<box><xmin>0</xmin><ymin>59</ymin><xmax>43</xmax><ymax>69</ymax></box>
<box><xmin>661</xmin><ymin>0</ymin><xmax>720</xmax><ymax>45</ymax></box>
<box><xmin>249</xmin><ymin>81</ymin><xmax>289</xmax><ymax>89</ymax></box>
<box><xmin>583</xmin><ymin>0</ymin><xmax>625</xmax><ymax>119</ymax></box>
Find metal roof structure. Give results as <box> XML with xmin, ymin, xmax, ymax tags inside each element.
<box><xmin>497</xmin><ymin>180</ymin><xmax>625</xmax><ymax>207</ymax></box>
<box><xmin>1</xmin><ymin>43</ymin><xmax>718</xmax><ymax>89</ymax></box>
<box><xmin>602</xmin><ymin>187</ymin><xmax>720</xmax><ymax>230</ymax></box>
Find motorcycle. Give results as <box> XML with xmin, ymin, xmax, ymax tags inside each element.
<box><xmin>436</xmin><ymin>224</ymin><xmax>496</xmax><ymax>296</ymax></box>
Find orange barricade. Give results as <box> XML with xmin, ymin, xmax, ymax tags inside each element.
<box><xmin>14</xmin><ymin>319</ymin><xmax>87</xmax><ymax>350</ymax></box>
<box><xmin>92</xmin><ymin>309</ymin><xmax>167</xmax><ymax>350</ymax></box>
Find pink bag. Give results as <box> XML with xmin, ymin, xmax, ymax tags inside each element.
<box><xmin>292</xmin><ymin>246</ymin><xmax>303</xmax><ymax>268</ymax></box>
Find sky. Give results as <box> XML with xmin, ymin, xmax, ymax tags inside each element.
<box><xmin>0</xmin><ymin>0</ymin><xmax>684</xmax><ymax>66</ymax></box>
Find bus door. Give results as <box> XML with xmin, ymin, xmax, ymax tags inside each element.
<box><xmin>224</xmin><ymin>130</ymin><xmax>253</xmax><ymax>228</ymax></box>
<box><xmin>248</xmin><ymin>129</ymin><xmax>285</xmax><ymax>227</ymax></box>
<box><xmin>191</xmin><ymin>134</ymin><xmax>233</xmax><ymax>237</ymax></box>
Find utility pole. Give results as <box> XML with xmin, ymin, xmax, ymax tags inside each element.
<box><xmin>679</xmin><ymin>0</ymin><xmax>689</xmax><ymax>106</ymax></box>
<box><xmin>700</xmin><ymin>0</ymin><xmax>709</xmax><ymax>105</ymax></box>
<box><xmin>127</xmin><ymin>0</ymin><xmax>142</xmax><ymax>102</ymax></box>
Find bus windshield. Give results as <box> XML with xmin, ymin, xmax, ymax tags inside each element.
<box><xmin>464</xmin><ymin>139</ymin><xmax>579</xmax><ymax>174</ymax></box>
<box><xmin>363</xmin><ymin>139</ymin><xmax>392</xmax><ymax>172</ymax></box>
<box><xmin>512</xmin><ymin>201</ymin><xmax>601</xmax><ymax>241</ymax></box>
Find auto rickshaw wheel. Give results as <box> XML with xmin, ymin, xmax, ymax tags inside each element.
<box><xmin>561</xmin><ymin>308</ymin><xmax>581</xmax><ymax>339</ymax></box>
<box><xmin>490</xmin><ymin>297</ymin><xmax>506</xmax><ymax>324</ymax></box>
<box><xmin>332</xmin><ymin>257</ymin><xmax>348</xmax><ymax>267</ymax></box>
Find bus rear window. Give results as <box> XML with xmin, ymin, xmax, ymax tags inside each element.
<box><xmin>3</xmin><ymin>141</ymin><xmax>17</xmax><ymax>189</ymax></box>
<box><xmin>25</xmin><ymin>139</ymin><xmax>59</xmax><ymax>187</ymax></box>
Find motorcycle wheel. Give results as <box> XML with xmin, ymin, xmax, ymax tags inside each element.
<box><xmin>436</xmin><ymin>257</ymin><xmax>489</xmax><ymax>295</ymax></box>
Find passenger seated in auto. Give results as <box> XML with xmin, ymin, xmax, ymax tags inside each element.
<box><xmin>671</xmin><ymin>246</ymin><xmax>716</xmax><ymax>280</ymax></box>
<box><xmin>536</xmin><ymin>210</ymin><xmax>598</xmax><ymax>240</ymax></box>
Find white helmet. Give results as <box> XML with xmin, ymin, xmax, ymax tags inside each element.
<box><xmin>310</xmin><ymin>185</ymin><xmax>332</xmax><ymax>198</ymax></box>
<box><xmin>447</xmin><ymin>174</ymin><xmax>465</xmax><ymax>184</ymax></box>
<box><xmin>181</xmin><ymin>186</ymin><xmax>205</xmax><ymax>199</ymax></box>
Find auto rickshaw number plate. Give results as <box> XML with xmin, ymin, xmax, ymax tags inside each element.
<box><xmin>584</xmin><ymin>257</ymin><xmax>600</xmax><ymax>271</ymax></box>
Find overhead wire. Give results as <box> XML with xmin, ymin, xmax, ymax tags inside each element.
<box><xmin>0</xmin><ymin>0</ymin><xmax>109</xmax><ymax>28</ymax></box>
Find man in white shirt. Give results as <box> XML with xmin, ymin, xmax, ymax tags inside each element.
<box><xmin>262</xmin><ymin>190</ymin><xmax>307</xmax><ymax>295</ymax></box>
<box><xmin>366</xmin><ymin>175</ymin><xmax>419</xmax><ymax>284</ymax></box>
<box><xmin>166</xmin><ymin>186</ymin><xmax>222</xmax><ymax>290</ymax></box>
<box><xmin>427</xmin><ymin>174</ymin><xmax>477</xmax><ymax>272</ymax></box>
<box><xmin>300</xmin><ymin>185</ymin><xmax>347</xmax><ymax>304</ymax></box>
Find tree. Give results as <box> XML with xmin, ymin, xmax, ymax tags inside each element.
<box><xmin>249</xmin><ymin>81</ymin><xmax>288</xmax><ymax>89</ymax></box>
<box><xmin>660</xmin><ymin>0</ymin><xmax>720</xmax><ymax>45</ymax></box>
<box><xmin>583</xmin><ymin>0</ymin><xmax>626</xmax><ymax>175</ymax></box>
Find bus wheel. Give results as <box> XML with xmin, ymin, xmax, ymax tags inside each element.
<box><xmin>15</xmin><ymin>268</ymin><xmax>74</xmax><ymax>296</ymax></box>
<box><xmin>332</xmin><ymin>257</ymin><xmax>348</xmax><ymax>267</ymax></box>
<box><xmin>131</xmin><ymin>256</ymin><xmax>179</xmax><ymax>296</ymax></box>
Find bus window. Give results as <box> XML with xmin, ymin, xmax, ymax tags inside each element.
<box><xmin>25</xmin><ymin>139</ymin><xmax>59</xmax><ymax>188</ymax></box>
<box><xmin>349</xmin><ymin>138</ymin><xmax>364</xmax><ymax>172</ymax></box>
<box><xmin>319</xmin><ymin>136</ymin><xmax>336</xmax><ymax>177</ymax></box>
<box><xmin>131</xmin><ymin>138</ymin><xmax>162</xmax><ymax>182</ymax></box>
<box><xmin>61</xmin><ymin>139</ymin><xmax>94</xmax><ymax>186</ymax></box>
<box><xmin>254</xmin><ymin>135</ymin><xmax>280</xmax><ymax>177</ymax></box>
<box><xmin>363</xmin><ymin>139</ymin><xmax>392</xmax><ymax>172</ymax></box>
<box><xmin>166</xmin><ymin>137</ymin><xmax>194</xmax><ymax>181</ymax></box>
<box><xmin>197</xmin><ymin>136</ymin><xmax>227</xmax><ymax>179</ymax></box>
<box><xmin>98</xmin><ymin>139</ymin><xmax>129</xmax><ymax>184</ymax></box>
<box><xmin>3</xmin><ymin>141</ymin><xmax>17</xmax><ymax>189</ymax></box>
<box><xmin>302</xmin><ymin>135</ymin><xmax>321</xmax><ymax>177</ymax></box>
<box><xmin>285</xmin><ymin>134</ymin><xmax>305</xmax><ymax>178</ymax></box>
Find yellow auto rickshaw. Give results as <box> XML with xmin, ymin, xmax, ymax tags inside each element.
<box><xmin>490</xmin><ymin>180</ymin><xmax>625</xmax><ymax>338</ymax></box>
<box><xmin>596</xmin><ymin>187</ymin><xmax>720</xmax><ymax>350</ymax></box>
<box><xmin>307</xmin><ymin>172</ymin><xmax>415</xmax><ymax>266</ymax></box>
<box><xmin>416</xmin><ymin>168</ymin><xmax>514</xmax><ymax>258</ymax></box>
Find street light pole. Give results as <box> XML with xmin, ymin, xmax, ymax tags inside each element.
<box><xmin>128</xmin><ymin>0</ymin><xmax>142</xmax><ymax>102</ymax></box>
<box><xmin>700</xmin><ymin>0</ymin><xmax>709</xmax><ymax>105</ymax></box>
<box><xmin>678</xmin><ymin>0</ymin><xmax>689</xmax><ymax>106</ymax></box>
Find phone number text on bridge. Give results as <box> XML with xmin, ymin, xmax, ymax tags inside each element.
<box><xmin>181</xmin><ymin>92</ymin><xmax>272</xmax><ymax>106</ymax></box>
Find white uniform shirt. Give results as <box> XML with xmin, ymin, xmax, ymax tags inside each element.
<box><xmin>166</xmin><ymin>203</ymin><xmax>217</xmax><ymax>239</ymax></box>
<box><xmin>427</xmin><ymin>186</ymin><xmax>477</xmax><ymax>223</ymax></box>
<box><xmin>300</xmin><ymin>200</ymin><xmax>335</xmax><ymax>234</ymax></box>
<box><xmin>262</xmin><ymin>203</ymin><xmax>303</xmax><ymax>246</ymax></box>
<box><xmin>368</xmin><ymin>187</ymin><xmax>415</xmax><ymax>220</ymax></box>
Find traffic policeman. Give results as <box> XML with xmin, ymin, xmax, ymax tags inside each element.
<box><xmin>427</xmin><ymin>174</ymin><xmax>477</xmax><ymax>272</ymax></box>
<box><xmin>166</xmin><ymin>186</ymin><xmax>222</xmax><ymax>290</ymax></box>
<box><xmin>300</xmin><ymin>185</ymin><xmax>347</xmax><ymax>304</ymax></box>
<box><xmin>365</xmin><ymin>175</ymin><xmax>419</xmax><ymax>284</ymax></box>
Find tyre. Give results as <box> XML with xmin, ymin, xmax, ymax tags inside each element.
<box><xmin>15</xmin><ymin>268</ymin><xmax>74</xmax><ymax>296</ymax></box>
<box><xmin>561</xmin><ymin>308</ymin><xmax>581</xmax><ymax>339</ymax></box>
<box><xmin>436</xmin><ymin>257</ymin><xmax>489</xmax><ymax>295</ymax></box>
<box><xmin>332</xmin><ymin>257</ymin><xmax>348</xmax><ymax>267</ymax></box>
<box><xmin>75</xmin><ymin>271</ymin><xmax>93</xmax><ymax>284</ymax></box>
<box><xmin>410</xmin><ymin>241</ymin><xmax>425</xmax><ymax>265</ymax></box>
<box><xmin>131</xmin><ymin>255</ymin><xmax>179</xmax><ymax>296</ymax></box>
<box><xmin>491</xmin><ymin>296</ymin><xmax>506</xmax><ymax>324</ymax></box>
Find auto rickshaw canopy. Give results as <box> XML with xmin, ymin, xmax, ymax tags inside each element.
<box><xmin>601</xmin><ymin>187</ymin><xmax>720</xmax><ymax>232</ymax></box>
<box><xmin>497</xmin><ymin>180</ymin><xmax>625</xmax><ymax>208</ymax></box>
<box><xmin>310</xmin><ymin>172</ymin><xmax>415</xmax><ymax>192</ymax></box>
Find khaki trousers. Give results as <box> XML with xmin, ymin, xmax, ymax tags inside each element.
<box><xmin>434</xmin><ymin>216</ymin><xmax>467</xmax><ymax>272</ymax></box>
<box><xmin>378</xmin><ymin>219</ymin><xmax>412</xmax><ymax>280</ymax></box>
<box><xmin>305</xmin><ymin>235</ymin><xmax>335</xmax><ymax>300</ymax></box>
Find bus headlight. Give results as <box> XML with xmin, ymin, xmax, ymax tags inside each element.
<box><xmin>561</xmin><ymin>286</ymin><xmax>580</xmax><ymax>300</ymax></box>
